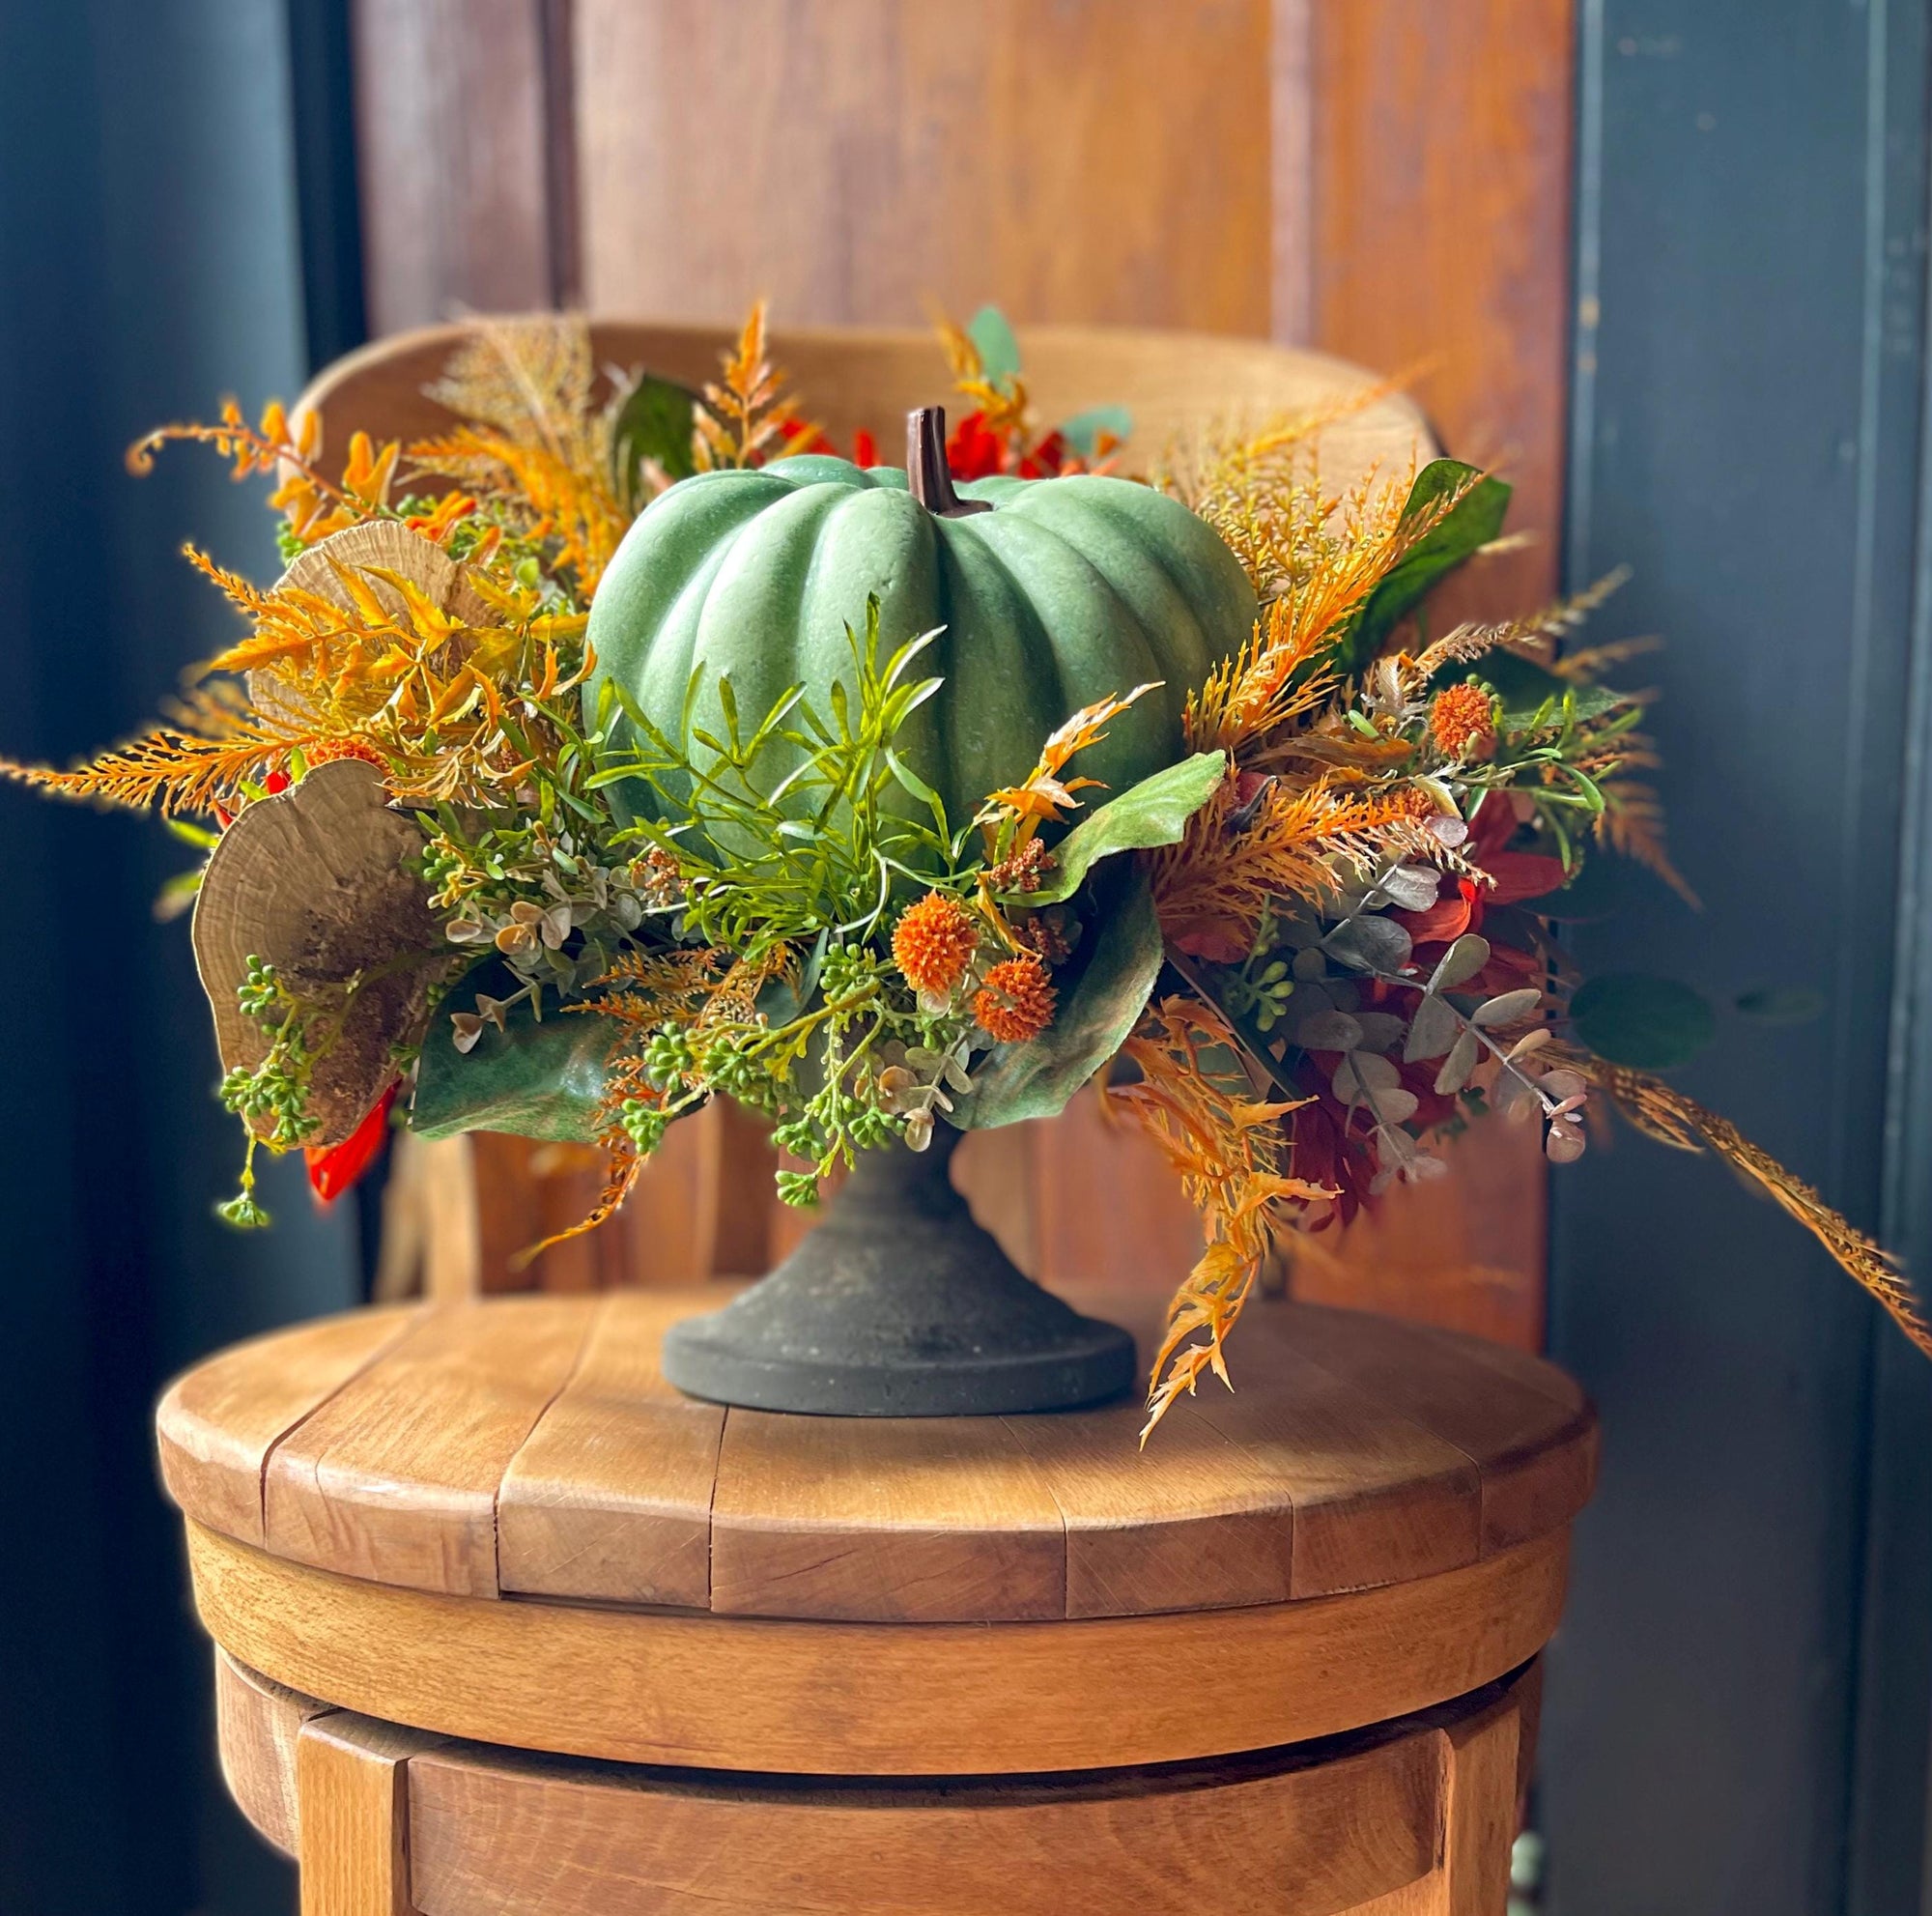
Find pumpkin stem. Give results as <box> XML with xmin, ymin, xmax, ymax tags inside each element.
<box><xmin>907</xmin><ymin>407</ymin><xmax>992</xmax><ymax>518</ymax></box>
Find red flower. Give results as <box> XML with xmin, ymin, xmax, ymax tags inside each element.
<box><xmin>852</xmin><ymin>427</ymin><xmax>880</xmax><ymax>468</ymax></box>
<box><xmin>263</xmin><ymin>769</ymin><xmax>291</xmax><ymax>795</ymax></box>
<box><xmin>1017</xmin><ymin>430</ymin><xmax>1068</xmax><ymax>478</ymax></box>
<box><xmin>1394</xmin><ymin>794</ymin><xmax>1565</xmax><ymax>948</ymax></box>
<box><xmin>946</xmin><ymin>411</ymin><xmax>1007</xmax><ymax>480</ymax></box>
<box><xmin>304</xmin><ymin>1081</ymin><xmax>397</xmax><ymax>1205</ymax></box>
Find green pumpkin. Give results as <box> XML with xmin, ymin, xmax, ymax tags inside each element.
<box><xmin>583</xmin><ymin>448</ymin><xmax>1255</xmax><ymax>839</ymax></box>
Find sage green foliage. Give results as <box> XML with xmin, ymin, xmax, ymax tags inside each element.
<box><xmin>1570</xmin><ymin>971</ymin><xmax>1718</xmax><ymax>1070</ymax></box>
<box><xmin>1339</xmin><ymin>459</ymin><xmax>1512</xmax><ymax>674</ymax></box>
<box><xmin>1024</xmin><ymin>750</ymin><xmax>1226</xmax><ymax>905</ymax></box>
<box><xmin>590</xmin><ymin>600</ymin><xmax>962</xmax><ymax>953</ymax></box>
<box><xmin>582</xmin><ymin>455</ymin><xmax>1256</xmax><ymax>840</ymax></box>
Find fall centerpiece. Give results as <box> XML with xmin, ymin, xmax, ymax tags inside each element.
<box><xmin>12</xmin><ymin>305</ymin><xmax>1927</xmax><ymax>1427</ymax></box>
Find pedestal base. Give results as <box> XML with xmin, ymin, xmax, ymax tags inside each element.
<box><xmin>661</xmin><ymin>1127</ymin><xmax>1136</xmax><ymax>1416</ymax></box>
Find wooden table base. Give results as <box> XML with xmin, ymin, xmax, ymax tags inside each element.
<box><xmin>218</xmin><ymin>1649</ymin><xmax>1540</xmax><ymax>1916</ymax></box>
<box><xmin>164</xmin><ymin>1293</ymin><xmax>1594</xmax><ymax>1914</ymax></box>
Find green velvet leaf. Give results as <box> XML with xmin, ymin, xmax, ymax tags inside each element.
<box><xmin>611</xmin><ymin>372</ymin><xmax>698</xmax><ymax>504</ymax></box>
<box><xmin>1571</xmin><ymin>972</ymin><xmax>1718</xmax><ymax>1071</ymax></box>
<box><xmin>411</xmin><ymin>971</ymin><xmax>619</xmax><ymax>1143</ymax></box>
<box><xmin>1339</xmin><ymin>459</ymin><xmax>1511</xmax><ymax>675</ymax></box>
<box><xmin>1028</xmin><ymin>751</ymin><xmax>1226</xmax><ymax>905</ymax></box>
<box><xmin>966</xmin><ymin>304</ymin><xmax>1022</xmax><ymax>383</ymax></box>
<box><xmin>954</xmin><ymin>866</ymin><xmax>1163</xmax><ymax>1130</ymax></box>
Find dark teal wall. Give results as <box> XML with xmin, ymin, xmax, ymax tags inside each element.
<box><xmin>1548</xmin><ymin>4</ymin><xmax>1932</xmax><ymax>1912</ymax></box>
<box><xmin>0</xmin><ymin>4</ymin><xmax>359</xmax><ymax>1910</ymax></box>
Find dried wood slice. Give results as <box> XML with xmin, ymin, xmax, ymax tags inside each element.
<box><xmin>251</xmin><ymin>520</ymin><xmax>493</xmax><ymax>723</ymax></box>
<box><xmin>192</xmin><ymin>758</ymin><xmax>445</xmax><ymax>1148</ymax></box>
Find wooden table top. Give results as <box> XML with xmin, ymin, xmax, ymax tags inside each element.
<box><xmin>158</xmin><ymin>1288</ymin><xmax>1596</xmax><ymax>1625</ymax></box>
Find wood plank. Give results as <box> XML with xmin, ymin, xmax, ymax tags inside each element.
<box><xmin>405</xmin><ymin>1727</ymin><xmax>1436</xmax><ymax>1916</ymax></box>
<box><xmin>156</xmin><ymin>1307</ymin><xmax>420</xmax><ymax>1545</ymax></box>
<box><xmin>296</xmin><ymin>1711</ymin><xmax>428</xmax><ymax>1916</ymax></box>
<box><xmin>574</xmin><ymin>0</ymin><xmax>1273</xmax><ymax>332</ymax></box>
<box><xmin>708</xmin><ymin>1407</ymin><xmax>1067</xmax><ymax>1622</ymax></box>
<box><xmin>214</xmin><ymin>1649</ymin><xmax>334</xmax><ymax>1858</ymax></box>
<box><xmin>1436</xmin><ymin>1679</ymin><xmax>1523</xmax><ymax>1915</ymax></box>
<box><xmin>263</xmin><ymin>1299</ymin><xmax>592</xmax><ymax>1596</ymax></box>
<box><xmin>1257</xmin><ymin>1304</ymin><xmax>1598</xmax><ymax>1557</ymax></box>
<box><xmin>1179</xmin><ymin>1323</ymin><xmax>1485</xmax><ymax>1599</ymax></box>
<box><xmin>350</xmin><ymin>0</ymin><xmax>557</xmax><ymax>334</ymax></box>
<box><xmin>999</xmin><ymin>1293</ymin><xmax>1297</xmax><ymax>1618</ymax></box>
<box><xmin>188</xmin><ymin>1519</ymin><xmax>1572</xmax><ymax>1775</ymax></box>
<box><xmin>1309</xmin><ymin>0</ymin><xmax>1576</xmax><ymax>615</ymax></box>
<box><xmin>496</xmin><ymin>1290</ymin><xmax>724</xmax><ymax>1606</ymax></box>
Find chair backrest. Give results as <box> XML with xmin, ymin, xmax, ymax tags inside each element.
<box><xmin>304</xmin><ymin>320</ymin><xmax>1434</xmax><ymax>1299</ymax></box>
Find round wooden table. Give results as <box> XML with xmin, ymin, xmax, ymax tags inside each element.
<box><xmin>158</xmin><ymin>1289</ymin><xmax>1596</xmax><ymax>1915</ymax></box>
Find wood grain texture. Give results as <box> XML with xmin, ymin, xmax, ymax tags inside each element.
<box><xmin>214</xmin><ymin>1648</ymin><xmax>334</xmax><ymax>1858</ymax></box>
<box><xmin>1254</xmin><ymin>1307</ymin><xmax>1599</xmax><ymax>1559</ymax></box>
<box><xmin>1436</xmin><ymin>1678</ymin><xmax>1523</xmax><ymax>1915</ymax></box>
<box><xmin>297</xmin><ymin>1710</ymin><xmax>426</xmax><ymax>1916</ymax></box>
<box><xmin>405</xmin><ymin>1728</ymin><xmax>1437</xmax><ymax>1916</ymax></box>
<box><xmin>1308</xmin><ymin>0</ymin><xmax>1575</xmax><ymax>615</ymax></box>
<box><xmin>264</xmin><ymin>1299</ymin><xmax>592</xmax><ymax>1596</ymax></box>
<box><xmin>188</xmin><ymin>1518</ymin><xmax>1570</xmax><ymax>1775</ymax></box>
<box><xmin>156</xmin><ymin>1306</ymin><xmax>419</xmax><ymax>1546</ymax></box>
<box><xmin>165</xmin><ymin>1295</ymin><xmax>1594</xmax><ymax>1620</ymax></box>
<box><xmin>574</xmin><ymin>0</ymin><xmax>1272</xmax><ymax>332</ymax></box>
<box><xmin>709</xmin><ymin>1407</ymin><xmax>1066</xmax><ymax>1623</ymax></box>
<box><xmin>496</xmin><ymin>1290</ymin><xmax>724</xmax><ymax>1607</ymax></box>
<box><xmin>1184</xmin><ymin>1330</ymin><xmax>1484</xmax><ymax>1601</ymax></box>
<box><xmin>351</xmin><ymin>0</ymin><xmax>557</xmax><ymax>333</ymax></box>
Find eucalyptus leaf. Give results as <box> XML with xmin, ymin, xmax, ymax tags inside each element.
<box><xmin>1295</xmin><ymin>1009</ymin><xmax>1364</xmax><ymax>1052</ymax></box>
<box><xmin>967</xmin><ymin>304</ymin><xmax>1023</xmax><ymax>383</ymax></box>
<box><xmin>1352</xmin><ymin>1011</ymin><xmax>1407</xmax><ymax>1053</ymax></box>
<box><xmin>1429</xmin><ymin>933</ymin><xmax>1492</xmax><ymax>993</ymax></box>
<box><xmin>1351</xmin><ymin>1051</ymin><xmax>1402</xmax><ymax>1093</ymax></box>
<box><xmin>1059</xmin><ymin>404</ymin><xmax>1134</xmax><ymax>458</ymax></box>
<box><xmin>1028</xmin><ymin>751</ymin><xmax>1226</xmax><ymax>903</ymax></box>
<box><xmin>1323</xmin><ymin>912</ymin><xmax>1412</xmax><ymax>974</ymax></box>
<box><xmin>953</xmin><ymin>866</ymin><xmax>1162</xmax><ymax>1130</ymax></box>
<box><xmin>1338</xmin><ymin>460</ymin><xmax>1512</xmax><ymax>674</ymax></box>
<box><xmin>1404</xmin><ymin>992</ymin><xmax>1462</xmax><ymax>1061</ymax></box>
<box><xmin>1374</xmin><ymin>1086</ymin><xmax>1420</xmax><ymax>1126</ymax></box>
<box><xmin>1471</xmin><ymin>987</ymin><xmax>1544</xmax><ymax>1028</ymax></box>
<box><xmin>1435</xmin><ymin>1028</ymin><xmax>1481</xmax><ymax>1096</ymax></box>
<box><xmin>1376</xmin><ymin>864</ymin><xmax>1442</xmax><ymax>912</ymax></box>
<box><xmin>412</xmin><ymin>969</ymin><xmax>618</xmax><ymax>1143</ymax></box>
<box><xmin>1571</xmin><ymin>972</ymin><xmax>1718</xmax><ymax>1070</ymax></box>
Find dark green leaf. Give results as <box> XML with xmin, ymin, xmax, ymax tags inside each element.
<box><xmin>1450</xmin><ymin>648</ymin><xmax>1625</xmax><ymax>725</ymax></box>
<box><xmin>1340</xmin><ymin>459</ymin><xmax>1511</xmax><ymax>674</ymax></box>
<box><xmin>966</xmin><ymin>304</ymin><xmax>1022</xmax><ymax>384</ymax></box>
<box><xmin>611</xmin><ymin>373</ymin><xmax>697</xmax><ymax>503</ymax></box>
<box><xmin>1571</xmin><ymin>972</ymin><xmax>1717</xmax><ymax>1071</ymax></box>
<box><xmin>1028</xmin><ymin>751</ymin><xmax>1225</xmax><ymax>904</ymax></box>
<box><xmin>955</xmin><ymin>867</ymin><xmax>1162</xmax><ymax>1129</ymax></box>
<box><xmin>412</xmin><ymin>966</ymin><xmax>618</xmax><ymax>1143</ymax></box>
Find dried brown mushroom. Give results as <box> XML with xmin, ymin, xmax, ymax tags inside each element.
<box><xmin>191</xmin><ymin>758</ymin><xmax>448</xmax><ymax>1148</ymax></box>
<box><xmin>251</xmin><ymin>519</ymin><xmax>492</xmax><ymax>724</ymax></box>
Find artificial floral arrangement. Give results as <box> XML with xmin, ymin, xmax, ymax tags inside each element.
<box><xmin>11</xmin><ymin>301</ymin><xmax>1927</xmax><ymax>1433</ymax></box>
